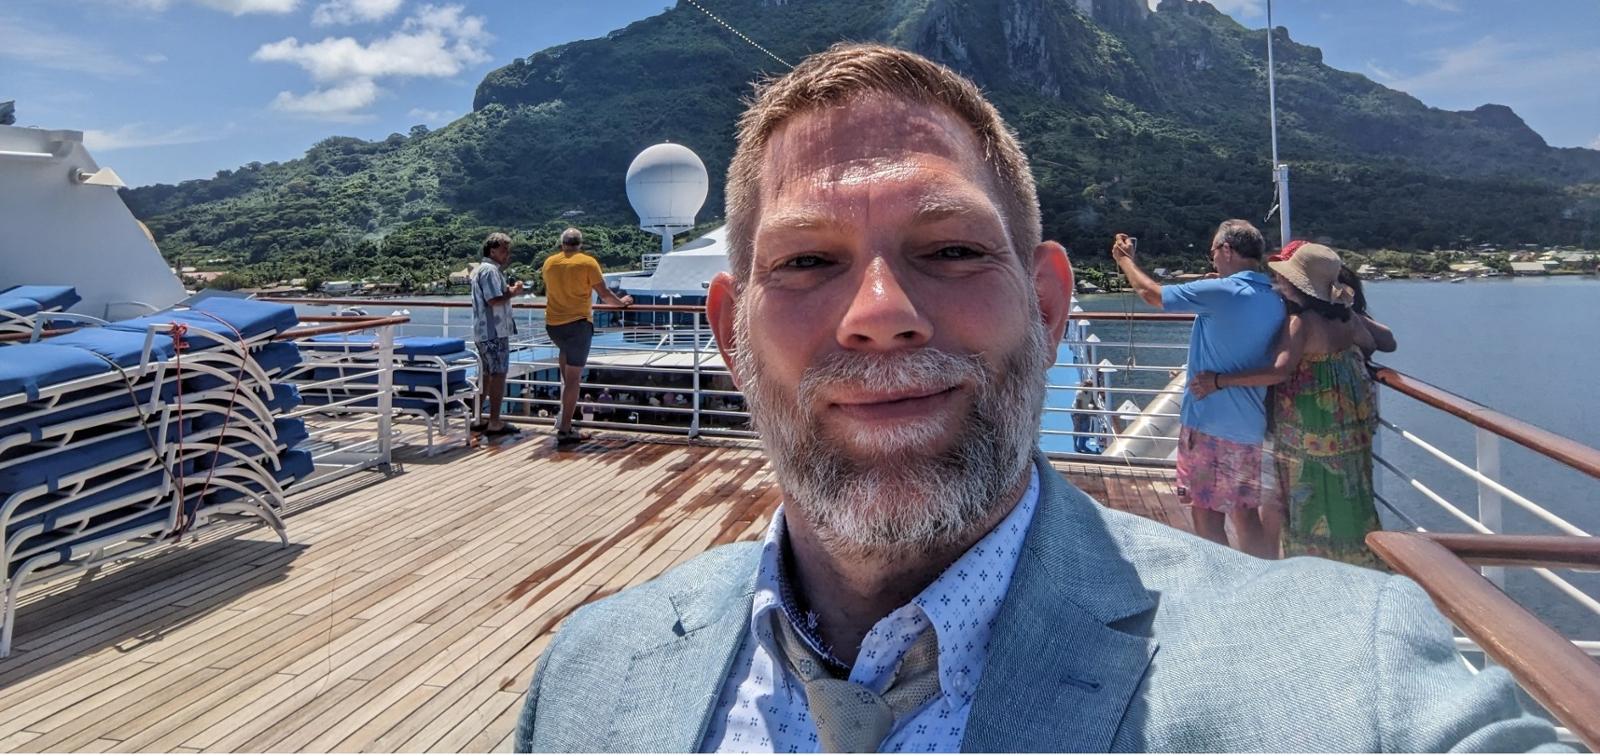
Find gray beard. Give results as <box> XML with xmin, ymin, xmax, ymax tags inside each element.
<box><xmin>734</xmin><ymin>306</ymin><xmax>1049</xmax><ymax>558</ymax></box>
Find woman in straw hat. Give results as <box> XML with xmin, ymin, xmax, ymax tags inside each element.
<box><xmin>1190</xmin><ymin>244</ymin><xmax>1386</xmax><ymax>569</ymax></box>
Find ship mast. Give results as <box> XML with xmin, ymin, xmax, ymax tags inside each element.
<box><xmin>1266</xmin><ymin>0</ymin><xmax>1291</xmax><ymax>246</ymax></box>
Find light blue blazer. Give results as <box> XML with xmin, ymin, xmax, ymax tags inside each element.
<box><xmin>516</xmin><ymin>453</ymin><xmax>1565</xmax><ymax>752</ymax></box>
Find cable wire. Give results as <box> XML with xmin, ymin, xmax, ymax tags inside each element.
<box><xmin>684</xmin><ymin>0</ymin><xmax>793</xmax><ymax>70</ymax></box>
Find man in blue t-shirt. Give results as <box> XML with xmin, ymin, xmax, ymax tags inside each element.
<box><xmin>1111</xmin><ymin>220</ymin><xmax>1285</xmax><ymax>557</ymax></box>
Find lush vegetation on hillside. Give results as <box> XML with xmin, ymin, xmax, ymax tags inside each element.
<box><xmin>121</xmin><ymin>0</ymin><xmax>1600</xmax><ymax>292</ymax></box>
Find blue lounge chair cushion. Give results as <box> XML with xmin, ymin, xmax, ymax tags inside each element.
<box><xmin>0</xmin><ymin>295</ymin><xmax>42</xmax><ymax>318</ymax></box>
<box><xmin>0</xmin><ymin>344</ymin><xmax>112</xmax><ymax>401</ymax></box>
<box><xmin>0</xmin><ymin>423</ymin><xmax>172</xmax><ymax>494</ymax></box>
<box><xmin>201</xmin><ymin>448</ymin><xmax>313</xmax><ymax>506</ymax></box>
<box><xmin>185</xmin><ymin>342</ymin><xmax>301</xmax><ymax>392</ymax></box>
<box><xmin>273</xmin><ymin>417</ymin><xmax>308</xmax><ymax>449</ymax></box>
<box><xmin>307</xmin><ymin>366</ymin><xmax>468</xmax><ymax>390</ymax></box>
<box><xmin>8</xmin><ymin>509</ymin><xmax>169</xmax><ymax>579</ymax></box>
<box><xmin>298</xmin><ymin>391</ymin><xmax>457</xmax><ymax>415</ymax></box>
<box><xmin>7</xmin><ymin>469</ymin><xmax>167</xmax><ymax>538</ymax></box>
<box><xmin>396</xmin><ymin>337</ymin><xmax>468</xmax><ymax>356</ymax></box>
<box><xmin>279</xmin><ymin>448</ymin><xmax>313</xmax><ymax>481</ymax></box>
<box><xmin>252</xmin><ymin>342</ymin><xmax>302</xmax><ymax>374</ymax></box>
<box><xmin>0</xmin><ymin>384</ymin><xmax>172</xmax><ymax>444</ymax></box>
<box><xmin>266</xmin><ymin>383</ymin><xmax>301</xmax><ymax>414</ymax></box>
<box><xmin>46</xmin><ymin>328</ymin><xmax>177</xmax><ymax>368</ymax></box>
<box><xmin>109</xmin><ymin>299</ymin><xmax>297</xmax><ymax>349</ymax></box>
<box><xmin>1</xmin><ymin>285</ymin><xmax>80</xmax><ymax>312</ymax></box>
<box><xmin>183</xmin><ymin>417</ymin><xmax>306</xmax><ymax>479</ymax></box>
<box><xmin>299</xmin><ymin>334</ymin><xmax>376</xmax><ymax>351</ymax></box>
<box><xmin>302</xmin><ymin>334</ymin><xmax>467</xmax><ymax>357</ymax></box>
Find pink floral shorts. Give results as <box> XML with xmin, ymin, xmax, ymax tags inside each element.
<box><xmin>1176</xmin><ymin>426</ymin><xmax>1267</xmax><ymax>513</ymax></box>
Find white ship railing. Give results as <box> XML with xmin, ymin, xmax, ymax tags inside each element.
<box><xmin>276</xmin><ymin>315</ymin><xmax>404</xmax><ymax>490</ymax></box>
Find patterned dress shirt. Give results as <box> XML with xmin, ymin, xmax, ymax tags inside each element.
<box><xmin>701</xmin><ymin>462</ymin><xmax>1042</xmax><ymax>753</ymax></box>
<box><xmin>470</xmin><ymin>259</ymin><xmax>517</xmax><ymax>343</ymax></box>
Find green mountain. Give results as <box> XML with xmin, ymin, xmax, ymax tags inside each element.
<box><xmin>122</xmin><ymin>0</ymin><xmax>1600</xmax><ymax>287</ymax></box>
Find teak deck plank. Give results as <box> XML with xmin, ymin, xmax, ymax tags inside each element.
<box><xmin>0</xmin><ymin>433</ymin><xmax>1183</xmax><ymax>752</ymax></box>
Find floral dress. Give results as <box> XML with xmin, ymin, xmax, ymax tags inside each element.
<box><xmin>1271</xmin><ymin>346</ymin><xmax>1385</xmax><ymax>569</ymax></box>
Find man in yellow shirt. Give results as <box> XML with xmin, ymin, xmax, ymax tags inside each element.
<box><xmin>541</xmin><ymin>227</ymin><xmax>632</xmax><ymax>443</ymax></box>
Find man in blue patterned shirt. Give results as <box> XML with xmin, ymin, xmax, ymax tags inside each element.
<box><xmin>515</xmin><ymin>44</ymin><xmax>1564</xmax><ymax>753</ymax></box>
<box><xmin>472</xmin><ymin>232</ymin><xmax>522</xmax><ymax>435</ymax></box>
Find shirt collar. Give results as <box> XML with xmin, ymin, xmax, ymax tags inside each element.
<box><xmin>750</xmin><ymin>461</ymin><xmax>1042</xmax><ymax>705</ymax></box>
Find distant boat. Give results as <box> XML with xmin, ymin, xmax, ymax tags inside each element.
<box><xmin>1448</xmin><ymin>275</ymin><xmax>1467</xmax><ymax>283</ymax></box>
<box><xmin>1076</xmin><ymin>280</ymin><xmax>1102</xmax><ymax>293</ymax></box>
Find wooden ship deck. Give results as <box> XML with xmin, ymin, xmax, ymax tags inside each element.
<box><xmin>0</xmin><ymin>433</ymin><xmax>1183</xmax><ymax>753</ymax></box>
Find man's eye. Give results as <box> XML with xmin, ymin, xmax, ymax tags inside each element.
<box><xmin>783</xmin><ymin>255</ymin><xmax>828</xmax><ymax>269</ymax></box>
<box><xmin>933</xmin><ymin>245</ymin><xmax>983</xmax><ymax>260</ymax></box>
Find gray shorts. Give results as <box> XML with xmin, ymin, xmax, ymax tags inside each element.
<box><xmin>545</xmin><ymin>319</ymin><xmax>594</xmax><ymax>367</ymax></box>
<box><xmin>476</xmin><ymin>337</ymin><xmax>510</xmax><ymax>375</ymax></box>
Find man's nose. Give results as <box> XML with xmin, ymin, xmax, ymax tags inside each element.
<box><xmin>836</xmin><ymin>256</ymin><xmax>932</xmax><ymax>351</ymax></box>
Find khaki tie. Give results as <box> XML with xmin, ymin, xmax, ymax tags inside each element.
<box><xmin>768</xmin><ymin>614</ymin><xmax>943</xmax><ymax>752</ymax></box>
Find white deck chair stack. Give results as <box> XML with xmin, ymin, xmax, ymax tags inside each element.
<box><xmin>0</xmin><ymin>297</ymin><xmax>308</xmax><ymax>656</ymax></box>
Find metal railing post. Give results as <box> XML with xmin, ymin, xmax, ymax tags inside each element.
<box><xmin>377</xmin><ymin>324</ymin><xmax>395</xmax><ymax>466</ymax></box>
<box><xmin>690</xmin><ymin>310</ymin><xmax>702</xmax><ymax>439</ymax></box>
<box><xmin>1477</xmin><ymin>427</ymin><xmax>1505</xmax><ymax>587</ymax></box>
<box><xmin>441</xmin><ymin>307</ymin><xmax>449</xmax><ymax>338</ymax></box>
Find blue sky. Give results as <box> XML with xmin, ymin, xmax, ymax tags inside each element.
<box><xmin>4</xmin><ymin>0</ymin><xmax>1596</xmax><ymax>187</ymax></box>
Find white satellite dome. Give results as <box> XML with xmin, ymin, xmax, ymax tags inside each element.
<box><xmin>626</xmin><ymin>143</ymin><xmax>708</xmax><ymax>239</ymax></box>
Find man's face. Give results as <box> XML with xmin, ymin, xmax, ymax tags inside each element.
<box><xmin>1209</xmin><ymin>236</ymin><xmax>1228</xmax><ymax>272</ymax></box>
<box><xmin>490</xmin><ymin>243</ymin><xmax>511</xmax><ymax>266</ymax></box>
<box><xmin>709</xmin><ymin>93</ymin><xmax>1070</xmax><ymax>556</ymax></box>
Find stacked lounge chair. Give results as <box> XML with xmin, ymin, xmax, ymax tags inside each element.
<box><xmin>0</xmin><ymin>297</ymin><xmax>307</xmax><ymax>656</ymax></box>
<box><xmin>0</xmin><ymin>285</ymin><xmax>107</xmax><ymax>339</ymax></box>
<box><xmin>291</xmin><ymin>334</ymin><xmax>476</xmax><ymax>454</ymax></box>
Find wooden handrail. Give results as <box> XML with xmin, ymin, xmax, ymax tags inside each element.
<box><xmin>1367</xmin><ymin>531</ymin><xmax>1600</xmax><ymax>750</ymax></box>
<box><xmin>1371</xmin><ymin>365</ymin><xmax>1600</xmax><ymax>482</ymax></box>
<box><xmin>275</xmin><ymin>315</ymin><xmax>411</xmax><ymax>341</ymax></box>
<box><xmin>1418</xmin><ymin>534</ymin><xmax>1600</xmax><ymax>571</ymax></box>
<box><xmin>259</xmin><ymin>296</ymin><xmax>707</xmax><ymax>313</ymax></box>
<box><xmin>0</xmin><ymin>327</ymin><xmax>74</xmax><ymax>343</ymax></box>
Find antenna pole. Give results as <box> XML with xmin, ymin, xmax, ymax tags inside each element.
<box><xmin>1266</xmin><ymin>0</ymin><xmax>1291</xmax><ymax>245</ymax></box>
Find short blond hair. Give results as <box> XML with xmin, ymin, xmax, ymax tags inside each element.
<box><xmin>725</xmin><ymin>43</ymin><xmax>1040</xmax><ymax>285</ymax></box>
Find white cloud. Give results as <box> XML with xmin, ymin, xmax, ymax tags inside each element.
<box><xmin>407</xmin><ymin>106</ymin><xmax>457</xmax><ymax>124</ymax></box>
<box><xmin>1384</xmin><ymin>36</ymin><xmax>1600</xmax><ymax>110</ymax></box>
<box><xmin>82</xmin><ymin>123</ymin><xmax>218</xmax><ymax>151</ymax></box>
<box><xmin>270</xmin><ymin>78</ymin><xmax>380</xmax><ymax>118</ymax></box>
<box><xmin>1589</xmin><ymin>134</ymin><xmax>1600</xmax><ymax>151</ymax></box>
<box><xmin>253</xmin><ymin>4</ymin><xmax>488</xmax><ymax>82</ymax></box>
<box><xmin>0</xmin><ymin>13</ymin><xmax>140</xmax><ymax>78</ymax></box>
<box><xmin>142</xmin><ymin>52</ymin><xmax>169</xmax><ymax>64</ymax></box>
<box><xmin>1403</xmin><ymin>0</ymin><xmax>1461</xmax><ymax>11</ymax></box>
<box><xmin>1365</xmin><ymin>60</ymin><xmax>1398</xmax><ymax>82</ymax></box>
<box><xmin>312</xmin><ymin>0</ymin><xmax>404</xmax><ymax>26</ymax></box>
<box><xmin>252</xmin><ymin>3</ymin><xmax>489</xmax><ymax>119</ymax></box>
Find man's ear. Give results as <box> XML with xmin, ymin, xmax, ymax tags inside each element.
<box><xmin>1033</xmin><ymin>240</ymin><xmax>1073</xmax><ymax>349</ymax></box>
<box><xmin>706</xmin><ymin>271</ymin><xmax>744</xmax><ymax>388</ymax></box>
